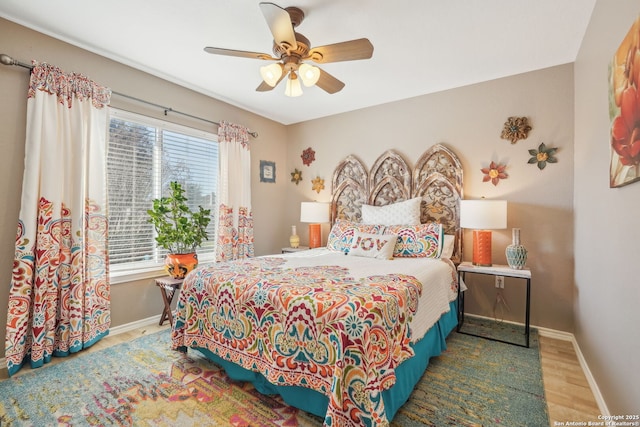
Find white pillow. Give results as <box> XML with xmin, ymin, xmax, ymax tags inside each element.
<box><xmin>347</xmin><ymin>231</ymin><xmax>396</xmax><ymax>260</ymax></box>
<box><xmin>361</xmin><ymin>197</ymin><xmax>422</xmax><ymax>226</ymax></box>
<box><xmin>441</xmin><ymin>234</ymin><xmax>455</xmax><ymax>259</ymax></box>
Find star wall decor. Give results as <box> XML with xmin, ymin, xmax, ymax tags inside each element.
<box><xmin>501</xmin><ymin>116</ymin><xmax>532</xmax><ymax>144</ymax></box>
<box><xmin>311</xmin><ymin>176</ymin><xmax>325</xmax><ymax>194</ymax></box>
<box><xmin>290</xmin><ymin>168</ymin><xmax>303</xmax><ymax>185</ymax></box>
<box><xmin>301</xmin><ymin>147</ymin><xmax>316</xmax><ymax>166</ymax></box>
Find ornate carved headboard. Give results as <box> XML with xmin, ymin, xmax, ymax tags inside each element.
<box><xmin>331</xmin><ymin>144</ymin><xmax>463</xmax><ymax>263</ymax></box>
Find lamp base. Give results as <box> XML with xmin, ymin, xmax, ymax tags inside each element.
<box><xmin>308</xmin><ymin>223</ymin><xmax>322</xmax><ymax>248</ymax></box>
<box><xmin>472</xmin><ymin>229</ymin><xmax>493</xmax><ymax>266</ymax></box>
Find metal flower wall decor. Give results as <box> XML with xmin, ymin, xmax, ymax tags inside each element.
<box><xmin>311</xmin><ymin>176</ymin><xmax>325</xmax><ymax>193</ymax></box>
<box><xmin>501</xmin><ymin>116</ymin><xmax>532</xmax><ymax>144</ymax></box>
<box><xmin>481</xmin><ymin>161</ymin><xmax>508</xmax><ymax>186</ymax></box>
<box><xmin>528</xmin><ymin>142</ymin><xmax>558</xmax><ymax>170</ymax></box>
<box><xmin>301</xmin><ymin>147</ymin><xmax>316</xmax><ymax>166</ymax></box>
<box><xmin>290</xmin><ymin>168</ymin><xmax>303</xmax><ymax>185</ymax></box>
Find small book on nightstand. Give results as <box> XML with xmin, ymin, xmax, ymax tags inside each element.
<box><xmin>281</xmin><ymin>246</ymin><xmax>310</xmax><ymax>253</ymax></box>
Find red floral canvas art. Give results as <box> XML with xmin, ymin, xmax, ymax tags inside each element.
<box><xmin>609</xmin><ymin>15</ymin><xmax>640</xmax><ymax>187</ymax></box>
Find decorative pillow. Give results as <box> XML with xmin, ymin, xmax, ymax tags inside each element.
<box><xmin>441</xmin><ymin>234</ymin><xmax>456</xmax><ymax>259</ymax></box>
<box><xmin>347</xmin><ymin>232</ymin><xmax>396</xmax><ymax>260</ymax></box>
<box><xmin>386</xmin><ymin>223</ymin><xmax>444</xmax><ymax>258</ymax></box>
<box><xmin>326</xmin><ymin>220</ymin><xmax>386</xmax><ymax>253</ymax></box>
<box><xmin>361</xmin><ymin>197</ymin><xmax>422</xmax><ymax>226</ymax></box>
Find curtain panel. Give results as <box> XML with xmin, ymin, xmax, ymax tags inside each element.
<box><xmin>216</xmin><ymin>121</ymin><xmax>254</xmax><ymax>261</ymax></box>
<box><xmin>5</xmin><ymin>62</ymin><xmax>112</xmax><ymax>376</ymax></box>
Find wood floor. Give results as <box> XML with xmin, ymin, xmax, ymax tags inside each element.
<box><xmin>539</xmin><ymin>335</ymin><xmax>602</xmax><ymax>425</ymax></box>
<box><xmin>1</xmin><ymin>325</ymin><xmax>602</xmax><ymax>426</ymax></box>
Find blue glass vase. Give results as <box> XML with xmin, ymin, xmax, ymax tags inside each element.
<box><xmin>506</xmin><ymin>228</ymin><xmax>527</xmax><ymax>269</ymax></box>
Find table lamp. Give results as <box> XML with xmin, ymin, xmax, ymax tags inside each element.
<box><xmin>300</xmin><ymin>202</ymin><xmax>330</xmax><ymax>248</ymax></box>
<box><xmin>460</xmin><ymin>199</ymin><xmax>507</xmax><ymax>266</ymax></box>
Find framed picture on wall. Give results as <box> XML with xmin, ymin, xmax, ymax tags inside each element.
<box><xmin>609</xmin><ymin>15</ymin><xmax>640</xmax><ymax>188</ymax></box>
<box><xmin>260</xmin><ymin>160</ymin><xmax>276</xmax><ymax>183</ymax></box>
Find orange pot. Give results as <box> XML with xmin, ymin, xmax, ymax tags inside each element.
<box><xmin>164</xmin><ymin>252</ymin><xmax>198</xmax><ymax>279</ymax></box>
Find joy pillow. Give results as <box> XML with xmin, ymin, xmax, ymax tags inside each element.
<box><xmin>347</xmin><ymin>231</ymin><xmax>396</xmax><ymax>260</ymax></box>
<box><xmin>326</xmin><ymin>220</ymin><xmax>386</xmax><ymax>253</ymax></box>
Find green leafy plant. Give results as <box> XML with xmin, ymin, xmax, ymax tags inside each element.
<box><xmin>147</xmin><ymin>181</ymin><xmax>211</xmax><ymax>254</ymax></box>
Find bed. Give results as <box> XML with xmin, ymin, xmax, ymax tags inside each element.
<box><xmin>171</xmin><ymin>144</ymin><xmax>464</xmax><ymax>426</ymax></box>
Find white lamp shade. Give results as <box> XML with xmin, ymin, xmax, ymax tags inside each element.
<box><xmin>299</xmin><ymin>63</ymin><xmax>320</xmax><ymax>87</ymax></box>
<box><xmin>460</xmin><ymin>200</ymin><xmax>507</xmax><ymax>230</ymax></box>
<box><xmin>285</xmin><ymin>72</ymin><xmax>303</xmax><ymax>97</ymax></box>
<box><xmin>260</xmin><ymin>63</ymin><xmax>283</xmax><ymax>87</ymax></box>
<box><xmin>300</xmin><ymin>202</ymin><xmax>330</xmax><ymax>223</ymax></box>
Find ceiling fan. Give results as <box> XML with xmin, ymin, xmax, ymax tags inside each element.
<box><xmin>204</xmin><ymin>2</ymin><xmax>374</xmax><ymax>97</ymax></box>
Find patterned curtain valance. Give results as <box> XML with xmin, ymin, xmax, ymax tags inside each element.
<box><xmin>28</xmin><ymin>61</ymin><xmax>111</xmax><ymax>109</ymax></box>
<box><xmin>218</xmin><ymin>120</ymin><xmax>250</xmax><ymax>149</ymax></box>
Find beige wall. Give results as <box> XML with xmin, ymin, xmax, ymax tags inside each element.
<box><xmin>287</xmin><ymin>64</ymin><xmax>575</xmax><ymax>333</ymax></box>
<box><xmin>0</xmin><ymin>18</ymin><xmax>289</xmax><ymax>358</ymax></box>
<box><xmin>574</xmin><ymin>0</ymin><xmax>640</xmax><ymax>414</ymax></box>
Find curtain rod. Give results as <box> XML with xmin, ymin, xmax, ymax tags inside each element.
<box><xmin>0</xmin><ymin>53</ymin><xmax>258</xmax><ymax>138</ymax></box>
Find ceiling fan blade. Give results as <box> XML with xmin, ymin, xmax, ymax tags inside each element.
<box><xmin>256</xmin><ymin>72</ymin><xmax>287</xmax><ymax>92</ymax></box>
<box><xmin>259</xmin><ymin>2</ymin><xmax>297</xmax><ymax>50</ymax></box>
<box><xmin>204</xmin><ymin>46</ymin><xmax>276</xmax><ymax>60</ymax></box>
<box><xmin>256</xmin><ymin>81</ymin><xmax>276</xmax><ymax>92</ymax></box>
<box><xmin>306</xmin><ymin>38</ymin><xmax>374</xmax><ymax>63</ymax></box>
<box><xmin>315</xmin><ymin>68</ymin><xmax>345</xmax><ymax>94</ymax></box>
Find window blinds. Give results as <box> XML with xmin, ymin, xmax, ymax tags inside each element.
<box><xmin>107</xmin><ymin>108</ymin><xmax>218</xmax><ymax>271</ymax></box>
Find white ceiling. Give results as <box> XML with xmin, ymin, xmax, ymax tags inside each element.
<box><xmin>1</xmin><ymin>0</ymin><xmax>595</xmax><ymax>125</ymax></box>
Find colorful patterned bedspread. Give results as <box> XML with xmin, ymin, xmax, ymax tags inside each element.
<box><xmin>171</xmin><ymin>256</ymin><xmax>423</xmax><ymax>427</ymax></box>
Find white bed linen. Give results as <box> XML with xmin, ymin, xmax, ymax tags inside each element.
<box><xmin>265</xmin><ymin>248</ymin><xmax>457</xmax><ymax>343</ymax></box>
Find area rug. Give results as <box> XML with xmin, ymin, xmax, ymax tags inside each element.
<box><xmin>0</xmin><ymin>318</ymin><xmax>548</xmax><ymax>426</ymax></box>
<box><xmin>392</xmin><ymin>317</ymin><xmax>548</xmax><ymax>426</ymax></box>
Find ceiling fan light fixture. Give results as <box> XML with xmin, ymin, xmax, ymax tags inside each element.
<box><xmin>285</xmin><ymin>72</ymin><xmax>303</xmax><ymax>97</ymax></box>
<box><xmin>299</xmin><ymin>63</ymin><xmax>320</xmax><ymax>87</ymax></box>
<box><xmin>205</xmin><ymin>4</ymin><xmax>374</xmax><ymax>97</ymax></box>
<box><xmin>260</xmin><ymin>63</ymin><xmax>284</xmax><ymax>87</ymax></box>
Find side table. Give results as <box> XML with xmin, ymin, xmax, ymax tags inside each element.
<box><xmin>155</xmin><ymin>276</ymin><xmax>184</xmax><ymax>327</ymax></box>
<box><xmin>457</xmin><ymin>261</ymin><xmax>532</xmax><ymax>348</ymax></box>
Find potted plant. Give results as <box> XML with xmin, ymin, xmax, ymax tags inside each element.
<box><xmin>147</xmin><ymin>181</ymin><xmax>211</xmax><ymax>279</ymax></box>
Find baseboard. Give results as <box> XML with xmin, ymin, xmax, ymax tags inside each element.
<box><xmin>109</xmin><ymin>315</ymin><xmax>162</xmax><ymax>336</ymax></box>
<box><xmin>465</xmin><ymin>314</ymin><xmax>609</xmax><ymax>416</ymax></box>
<box><xmin>0</xmin><ymin>315</ymin><xmax>162</xmax><ymax>371</ymax></box>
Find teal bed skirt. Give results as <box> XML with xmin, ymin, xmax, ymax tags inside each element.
<box><xmin>193</xmin><ymin>300</ymin><xmax>458</xmax><ymax>422</ymax></box>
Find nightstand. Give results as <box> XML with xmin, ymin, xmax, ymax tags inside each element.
<box><xmin>155</xmin><ymin>276</ymin><xmax>184</xmax><ymax>327</ymax></box>
<box><xmin>281</xmin><ymin>246</ymin><xmax>310</xmax><ymax>253</ymax></box>
<box><xmin>457</xmin><ymin>261</ymin><xmax>532</xmax><ymax>347</ymax></box>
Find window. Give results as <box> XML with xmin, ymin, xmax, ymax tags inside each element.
<box><xmin>107</xmin><ymin>109</ymin><xmax>218</xmax><ymax>279</ymax></box>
